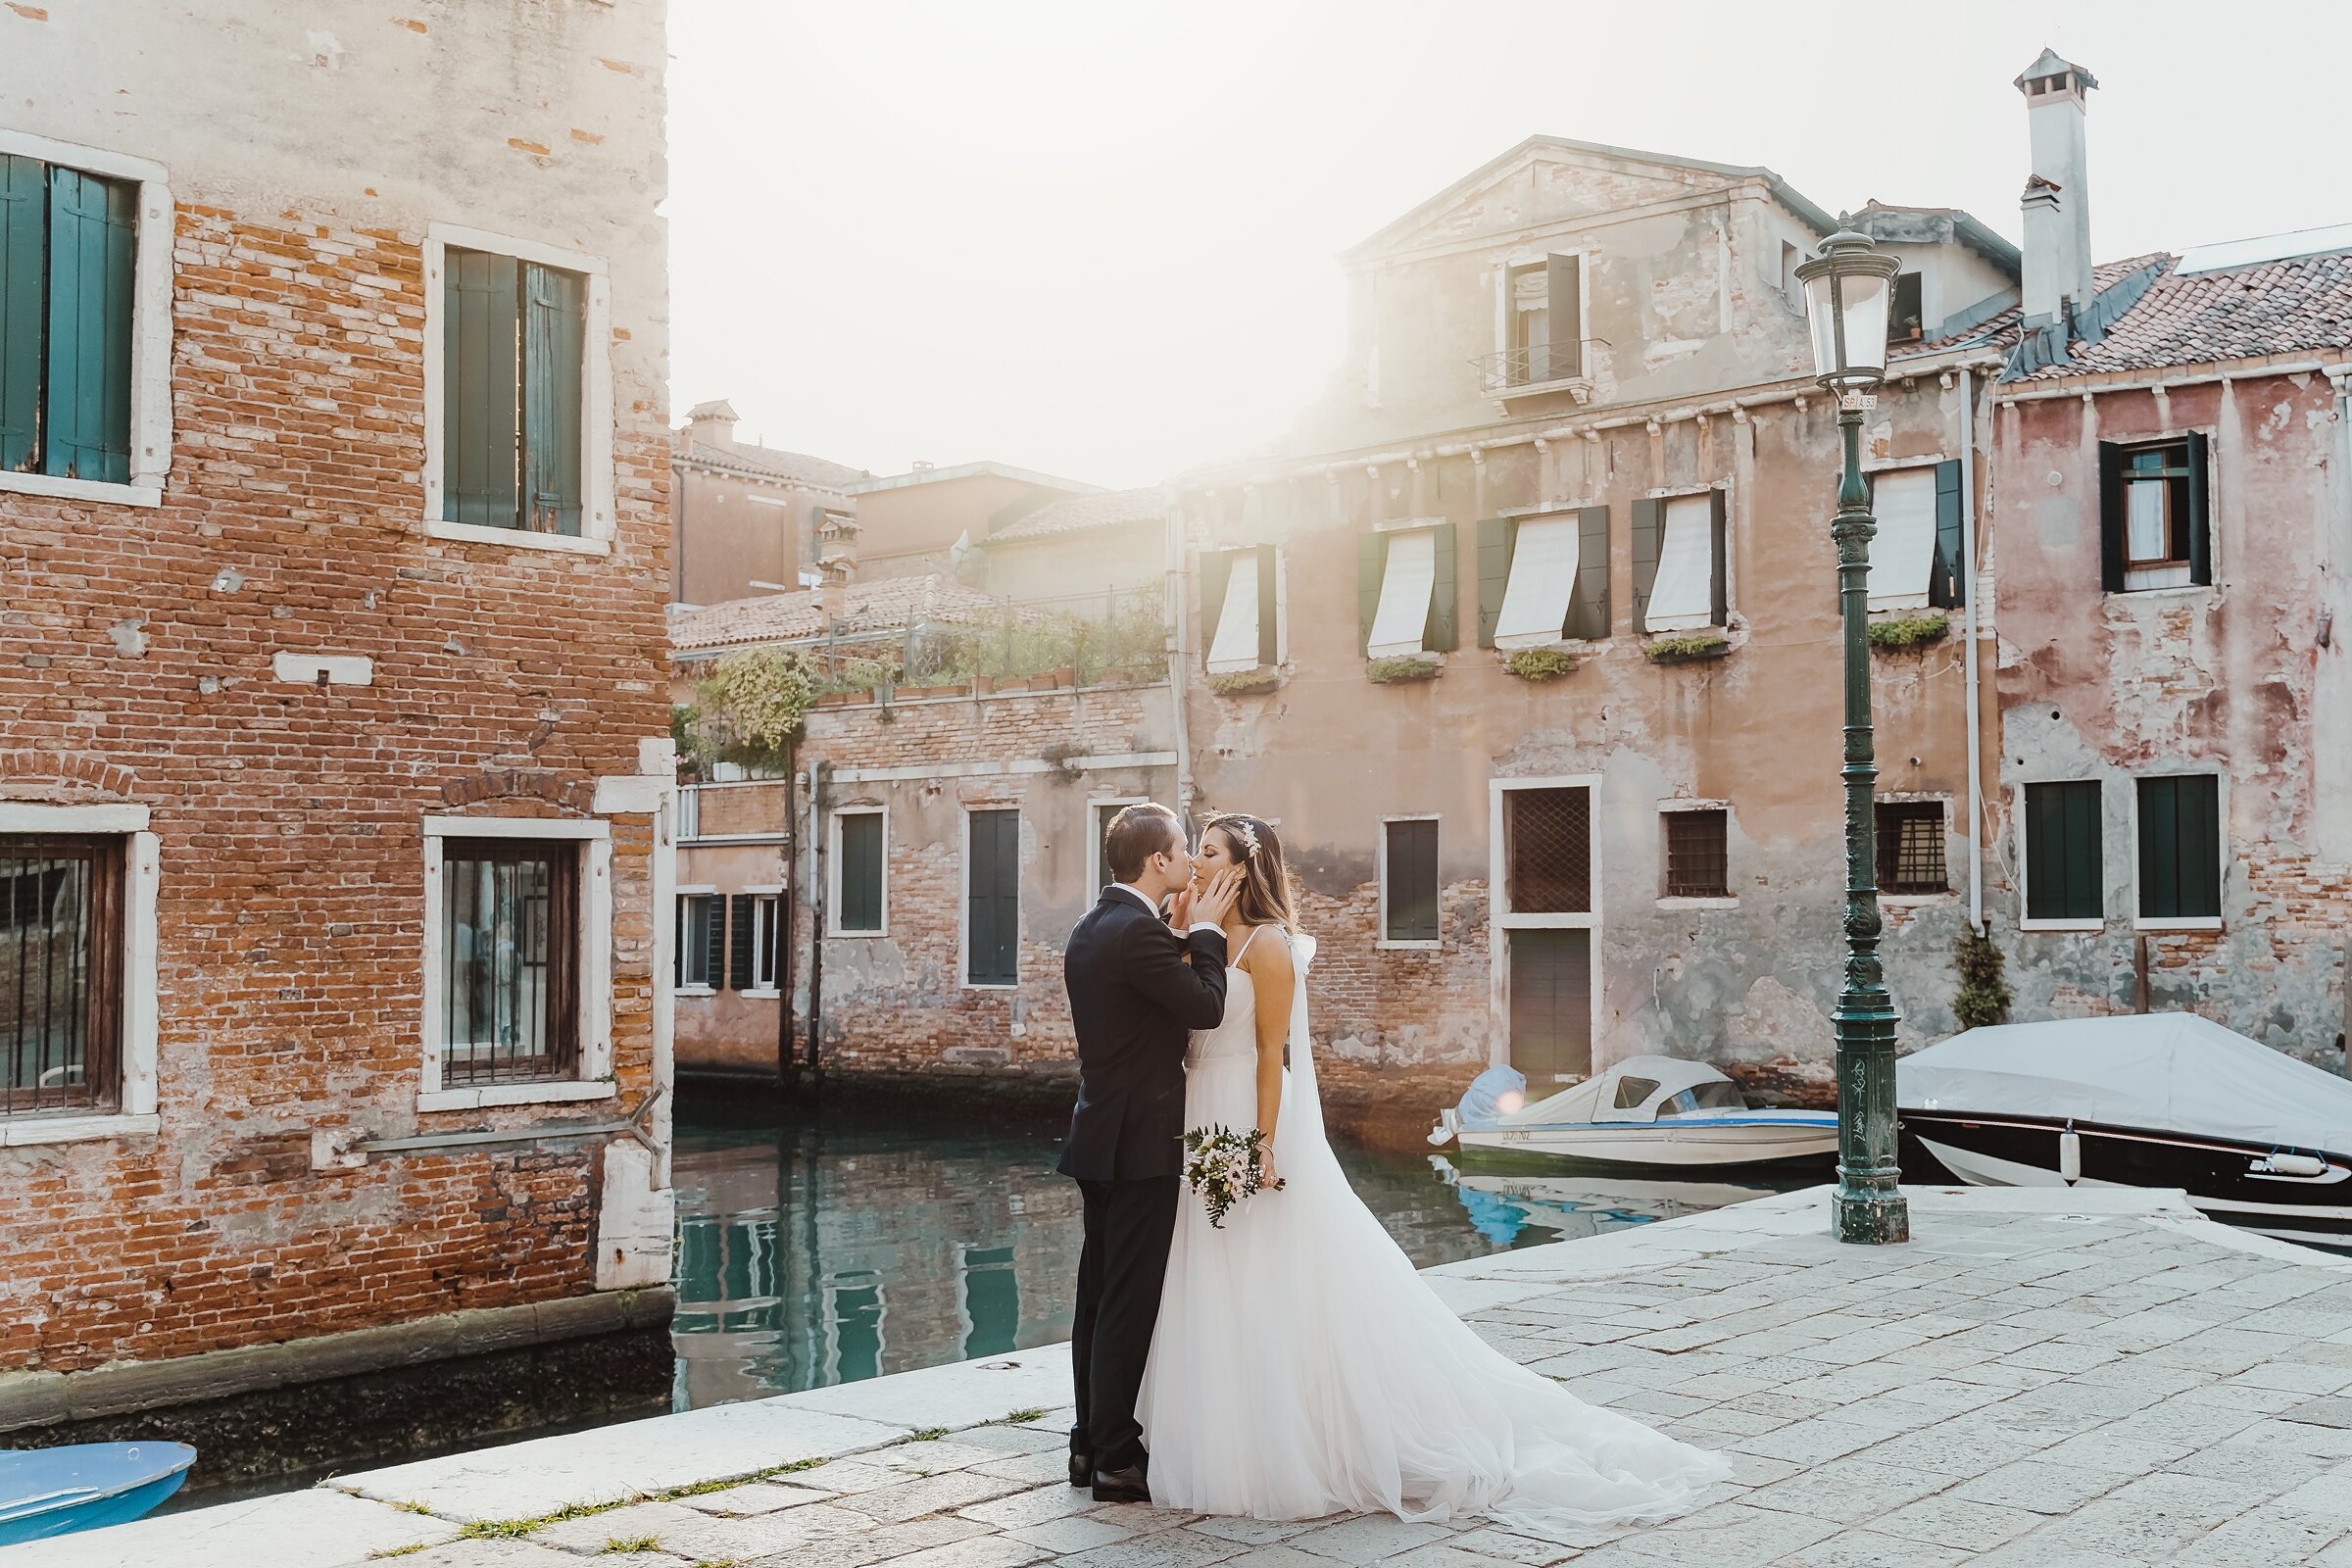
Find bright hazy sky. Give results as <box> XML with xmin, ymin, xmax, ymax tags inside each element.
<box><xmin>666</xmin><ymin>2</ymin><xmax>2352</xmax><ymax>490</ymax></box>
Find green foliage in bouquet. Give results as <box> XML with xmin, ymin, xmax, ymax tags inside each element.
<box><xmin>1181</xmin><ymin>1123</ymin><xmax>1284</xmax><ymax>1229</ymax></box>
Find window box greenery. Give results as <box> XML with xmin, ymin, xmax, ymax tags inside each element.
<box><xmin>1365</xmin><ymin>656</ymin><xmax>1442</xmax><ymax>685</ymax></box>
<box><xmin>1869</xmin><ymin>612</ymin><xmax>1950</xmax><ymax>651</ymax></box>
<box><xmin>1642</xmin><ymin>632</ymin><xmax>1731</xmax><ymax>664</ymax></box>
<box><xmin>1208</xmin><ymin>667</ymin><xmax>1282</xmax><ymax>696</ymax></box>
<box><xmin>1504</xmin><ymin>648</ymin><xmax>1579</xmax><ymax>682</ymax></box>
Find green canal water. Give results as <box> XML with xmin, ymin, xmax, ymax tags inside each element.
<box><xmin>668</xmin><ymin>1098</ymin><xmax>1817</xmax><ymax>1406</ymax></box>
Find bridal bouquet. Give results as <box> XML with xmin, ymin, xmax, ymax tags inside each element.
<box><xmin>1181</xmin><ymin>1123</ymin><xmax>1284</xmax><ymax>1229</ymax></box>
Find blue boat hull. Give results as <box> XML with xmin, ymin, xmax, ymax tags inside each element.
<box><xmin>0</xmin><ymin>1444</ymin><xmax>196</xmax><ymax>1545</ymax></box>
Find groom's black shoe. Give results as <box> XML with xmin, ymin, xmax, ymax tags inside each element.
<box><xmin>1090</xmin><ymin>1462</ymin><xmax>1151</xmax><ymax>1504</ymax></box>
<box><xmin>1067</xmin><ymin>1450</ymin><xmax>1092</xmax><ymax>1488</ymax></box>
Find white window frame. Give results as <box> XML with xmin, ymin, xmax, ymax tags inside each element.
<box><xmin>828</xmin><ymin>807</ymin><xmax>888</xmax><ymax>937</ymax></box>
<box><xmin>0</xmin><ymin>803</ymin><xmax>160</xmax><ymax>1146</ymax></box>
<box><xmin>0</xmin><ymin>131</ymin><xmax>173</xmax><ymax>510</ymax></box>
<box><xmin>1204</xmin><ymin>545</ymin><xmax>1285</xmax><ymax>674</ymax></box>
<box><xmin>673</xmin><ymin>883</ymin><xmax>720</xmax><ymax>996</ymax></box>
<box><xmin>1089</xmin><ymin>794</ymin><xmax>1148</xmax><ymax>897</ymax></box>
<box><xmin>419</xmin><ymin>815</ymin><xmax>614</xmax><ymax>1111</ymax></box>
<box><xmin>1492</xmin><ymin>247</ymin><xmax>1592</xmax><ymax>388</ymax></box>
<box><xmin>1366</xmin><ymin>522</ymin><xmax>1441</xmax><ymax>659</ymax></box>
<box><xmin>1487</xmin><ymin>774</ymin><xmax>1603</xmax><ymax>1076</ymax></box>
<box><xmin>1643</xmin><ymin>487</ymin><xmax>1722</xmax><ymax>633</ymax></box>
<box><xmin>2014</xmin><ymin>780</ymin><xmax>2107</xmax><ymax>934</ymax></box>
<box><xmin>1376</xmin><ymin>813</ymin><xmax>1442</xmax><ymax>952</ymax></box>
<box><xmin>420</xmin><ymin>221</ymin><xmax>615</xmax><ymax>555</ymax></box>
<box><xmin>1494</xmin><ymin>511</ymin><xmax>1584</xmax><ymax>650</ymax></box>
<box><xmin>2130</xmin><ymin>772</ymin><xmax>2227</xmax><ymax>934</ymax></box>
<box><xmin>742</xmin><ymin>884</ymin><xmax>784</xmax><ymax>995</ymax></box>
<box><xmin>959</xmin><ymin>804</ymin><xmax>1022</xmax><ymax>992</ymax></box>
<box><xmin>1656</xmin><ymin>798</ymin><xmax>1739</xmax><ymax>909</ymax></box>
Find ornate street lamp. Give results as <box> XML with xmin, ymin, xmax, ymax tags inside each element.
<box><xmin>1795</xmin><ymin>230</ymin><xmax>1909</xmax><ymax>1246</ymax></box>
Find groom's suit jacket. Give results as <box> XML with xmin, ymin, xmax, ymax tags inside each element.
<box><xmin>1057</xmin><ymin>887</ymin><xmax>1229</xmax><ymax>1182</ymax></box>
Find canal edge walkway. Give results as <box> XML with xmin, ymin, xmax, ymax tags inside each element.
<box><xmin>11</xmin><ymin>1184</ymin><xmax>2352</xmax><ymax>1568</ymax></box>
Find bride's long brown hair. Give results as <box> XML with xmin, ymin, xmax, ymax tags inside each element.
<box><xmin>1199</xmin><ymin>811</ymin><xmax>1301</xmax><ymax>935</ymax></box>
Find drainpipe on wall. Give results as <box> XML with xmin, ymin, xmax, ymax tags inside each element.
<box><xmin>1164</xmin><ymin>501</ymin><xmax>1195</xmax><ymax>827</ymax></box>
<box><xmin>779</xmin><ymin>757</ymin><xmax>797</xmax><ymax>1086</ymax></box>
<box><xmin>1960</xmin><ymin>365</ymin><xmax>1985</xmax><ymax>935</ymax></box>
<box><xmin>803</xmin><ymin>760</ymin><xmax>825</xmax><ymax>1090</ymax></box>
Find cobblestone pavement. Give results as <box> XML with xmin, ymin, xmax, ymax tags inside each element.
<box><xmin>23</xmin><ymin>1188</ymin><xmax>2352</xmax><ymax>1568</ymax></box>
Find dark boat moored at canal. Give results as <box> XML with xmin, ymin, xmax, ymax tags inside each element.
<box><xmin>1898</xmin><ymin>1014</ymin><xmax>2352</xmax><ymax>1249</ymax></box>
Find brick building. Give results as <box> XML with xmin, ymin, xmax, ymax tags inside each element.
<box><xmin>0</xmin><ymin>0</ymin><xmax>678</xmax><ymax>1418</ymax></box>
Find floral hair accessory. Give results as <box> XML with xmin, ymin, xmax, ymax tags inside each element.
<box><xmin>1217</xmin><ymin>815</ymin><xmax>1260</xmax><ymax>860</ymax></box>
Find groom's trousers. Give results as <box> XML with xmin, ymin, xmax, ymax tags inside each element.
<box><xmin>1070</xmin><ymin>1175</ymin><xmax>1180</xmax><ymax>1476</ymax></box>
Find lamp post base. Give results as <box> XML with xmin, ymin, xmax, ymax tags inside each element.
<box><xmin>1835</xmin><ymin>1187</ymin><xmax>1910</xmax><ymax>1245</ymax></box>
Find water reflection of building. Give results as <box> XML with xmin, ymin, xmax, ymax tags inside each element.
<box><xmin>668</xmin><ymin>1126</ymin><xmax>1077</xmax><ymax>1408</ymax></box>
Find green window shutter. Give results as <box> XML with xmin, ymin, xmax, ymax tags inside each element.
<box><xmin>1707</xmin><ymin>488</ymin><xmax>1729</xmax><ymax>626</ymax></box>
<box><xmin>1475</xmin><ymin>516</ymin><xmax>1513</xmax><ymax>649</ymax></box>
<box><xmin>1256</xmin><ymin>545</ymin><xmax>1279</xmax><ymax>667</ymax></box>
<box><xmin>1356</xmin><ymin>530</ymin><xmax>1385</xmax><ymax>656</ymax></box>
<box><xmin>2138</xmin><ymin>775</ymin><xmax>2220</xmax><ymax>920</ymax></box>
<box><xmin>838</xmin><ymin>814</ymin><xmax>883</xmax><ymax>932</ymax></box>
<box><xmin>2096</xmin><ymin>442</ymin><xmax>2125</xmax><ymax>593</ymax></box>
<box><xmin>43</xmin><ymin>167</ymin><xmax>136</xmax><ymax>485</ymax></box>
<box><xmin>2026</xmin><ymin>780</ymin><xmax>2103</xmax><ymax>922</ymax></box>
<box><xmin>1630</xmin><ymin>498</ymin><xmax>1663</xmax><ymax>633</ymax></box>
<box><xmin>0</xmin><ymin>155</ymin><xmax>43</xmax><ymax>474</ymax></box>
<box><xmin>444</xmin><ymin>248</ymin><xmax>520</xmax><ymax>526</ymax></box>
<box><xmin>967</xmin><ymin>809</ymin><xmax>1018</xmax><ymax>986</ymax></box>
<box><xmin>521</xmin><ymin>262</ymin><xmax>585</xmax><ymax>536</ymax></box>
<box><xmin>726</xmin><ymin>894</ymin><xmax>755</xmax><ymax>991</ymax></box>
<box><xmin>1199</xmin><ymin>548</ymin><xmax>1234</xmax><ymax>666</ymax></box>
<box><xmin>1570</xmin><ymin>505</ymin><xmax>1610</xmax><ymax>639</ymax></box>
<box><xmin>1930</xmin><ymin>459</ymin><xmax>1966</xmax><ymax>610</ymax></box>
<box><xmin>1545</xmin><ymin>253</ymin><xmax>1581</xmax><ymax>379</ymax></box>
<box><xmin>2182</xmin><ymin>431</ymin><xmax>2212</xmax><ymax>586</ymax></box>
<box><xmin>1425</xmin><ymin>521</ymin><xmax>1458</xmax><ymax>651</ymax></box>
<box><xmin>701</xmin><ymin>895</ymin><xmax>725</xmax><ymax>986</ymax></box>
<box><xmin>1385</xmin><ymin>818</ymin><xmax>1439</xmax><ymax>942</ymax></box>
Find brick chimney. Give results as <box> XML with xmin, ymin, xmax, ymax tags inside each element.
<box><xmin>814</xmin><ymin>509</ymin><xmax>859</xmax><ymax>627</ymax></box>
<box><xmin>2016</xmin><ymin>49</ymin><xmax>2097</xmax><ymax>327</ymax></box>
<box><xmin>682</xmin><ymin>397</ymin><xmax>740</xmax><ymax>452</ymax></box>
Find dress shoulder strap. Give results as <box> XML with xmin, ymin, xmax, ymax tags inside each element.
<box><xmin>1232</xmin><ymin>925</ymin><xmax>1263</xmax><ymax>963</ymax></box>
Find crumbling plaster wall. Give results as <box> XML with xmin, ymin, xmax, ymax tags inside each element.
<box><xmin>1992</xmin><ymin>375</ymin><xmax>2351</xmax><ymax>1062</ymax></box>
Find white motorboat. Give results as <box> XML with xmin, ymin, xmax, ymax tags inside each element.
<box><xmin>1429</xmin><ymin>1156</ymin><xmax>1784</xmax><ymax>1244</ymax></box>
<box><xmin>1430</xmin><ymin>1057</ymin><xmax>1839</xmax><ymax>1168</ymax></box>
<box><xmin>1898</xmin><ymin>1013</ymin><xmax>2352</xmax><ymax>1248</ymax></box>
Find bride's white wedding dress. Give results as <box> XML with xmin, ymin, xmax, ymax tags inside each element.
<box><xmin>1137</xmin><ymin>927</ymin><xmax>1730</xmax><ymax>1534</ymax></box>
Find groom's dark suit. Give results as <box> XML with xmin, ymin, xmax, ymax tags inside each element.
<box><xmin>1059</xmin><ymin>884</ymin><xmax>1228</xmax><ymax>1484</ymax></box>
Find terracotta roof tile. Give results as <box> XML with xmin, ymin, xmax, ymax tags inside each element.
<box><xmin>987</xmin><ymin>486</ymin><xmax>1171</xmax><ymax>543</ymax></box>
<box><xmin>2013</xmin><ymin>247</ymin><xmax>2352</xmax><ymax>380</ymax></box>
<box><xmin>675</xmin><ymin>438</ymin><xmax>871</xmax><ymax>490</ymax></box>
<box><xmin>668</xmin><ymin>574</ymin><xmax>1002</xmax><ymax>653</ymax></box>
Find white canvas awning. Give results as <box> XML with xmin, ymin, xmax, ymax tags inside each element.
<box><xmin>1867</xmin><ymin>466</ymin><xmax>1937</xmax><ymax>610</ymax></box>
<box><xmin>1367</xmin><ymin>529</ymin><xmax>1437</xmax><ymax>658</ymax></box>
<box><xmin>1644</xmin><ymin>495</ymin><xmax>1715</xmax><ymax>632</ymax></box>
<box><xmin>1205</xmin><ymin>548</ymin><xmax>1261</xmax><ymax>673</ymax></box>
<box><xmin>1494</xmin><ymin>516</ymin><xmax>1580</xmax><ymax>648</ymax></box>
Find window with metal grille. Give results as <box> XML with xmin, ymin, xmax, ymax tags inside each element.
<box><xmin>440</xmin><ymin>840</ymin><xmax>578</xmax><ymax>1085</ymax></box>
<box><xmin>0</xmin><ymin>156</ymin><xmax>137</xmax><ymax>485</ymax></box>
<box><xmin>441</xmin><ymin>246</ymin><xmax>586</xmax><ymax>534</ymax></box>
<box><xmin>1382</xmin><ymin>818</ymin><xmax>1440</xmax><ymax>943</ymax></box>
<box><xmin>1877</xmin><ymin>802</ymin><xmax>1947</xmax><ymax>895</ymax></box>
<box><xmin>0</xmin><ymin>835</ymin><xmax>122</xmax><ymax>1116</ymax></box>
<box><xmin>677</xmin><ymin>893</ymin><xmax>720</xmax><ymax>989</ymax></box>
<box><xmin>1662</xmin><ymin>808</ymin><xmax>1729</xmax><ymax>899</ymax></box>
<box><xmin>1503</xmin><ymin>787</ymin><xmax>1591</xmax><ymax>914</ymax></box>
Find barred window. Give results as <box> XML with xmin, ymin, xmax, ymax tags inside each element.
<box><xmin>1877</xmin><ymin>803</ymin><xmax>1947</xmax><ymax>895</ymax></box>
<box><xmin>1663</xmin><ymin>808</ymin><xmax>1729</xmax><ymax>899</ymax></box>
<box><xmin>1</xmin><ymin>835</ymin><xmax>123</xmax><ymax>1116</ymax></box>
<box><xmin>1504</xmin><ymin>787</ymin><xmax>1591</xmax><ymax>914</ymax></box>
<box><xmin>439</xmin><ymin>839</ymin><xmax>579</xmax><ymax>1086</ymax></box>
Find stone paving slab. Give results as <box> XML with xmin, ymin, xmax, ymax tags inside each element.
<box><xmin>22</xmin><ymin>1185</ymin><xmax>2352</xmax><ymax>1568</ymax></box>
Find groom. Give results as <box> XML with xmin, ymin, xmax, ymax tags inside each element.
<box><xmin>1058</xmin><ymin>802</ymin><xmax>1242</xmax><ymax>1503</ymax></box>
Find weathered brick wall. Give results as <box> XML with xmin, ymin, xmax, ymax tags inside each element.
<box><xmin>0</xmin><ymin>3</ymin><xmax>672</xmax><ymax>1373</ymax></box>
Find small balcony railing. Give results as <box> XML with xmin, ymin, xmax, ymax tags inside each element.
<box><xmin>1472</xmin><ymin>339</ymin><xmax>1603</xmax><ymax>399</ymax></box>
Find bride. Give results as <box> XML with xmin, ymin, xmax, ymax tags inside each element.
<box><xmin>1136</xmin><ymin>812</ymin><xmax>1731</xmax><ymax>1535</ymax></box>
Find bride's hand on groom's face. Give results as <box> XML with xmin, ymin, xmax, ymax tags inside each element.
<box><xmin>1192</xmin><ymin>866</ymin><xmax>1245</xmax><ymax>928</ymax></box>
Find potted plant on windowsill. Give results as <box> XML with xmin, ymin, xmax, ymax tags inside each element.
<box><xmin>1868</xmin><ymin>612</ymin><xmax>1950</xmax><ymax>652</ymax></box>
<box><xmin>1643</xmin><ymin>631</ymin><xmax>1732</xmax><ymax>664</ymax></box>
<box><xmin>1207</xmin><ymin>667</ymin><xmax>1282</xmax><ymax>696</ymax></box>
<box><xmin>1366</xmin><ymin>655</ymin><xmax>1442</xmax><ymax>685</ymax></box>
<box><xmin>1504</xmin><ymin>648</ymin><xmax>1579</xmax><ymax>682</ymax></box>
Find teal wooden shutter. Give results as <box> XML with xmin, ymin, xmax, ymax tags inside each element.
<box><xmin>1356</xmin><ymin>530</ymin><xmax>1385</xmax><ymax>656</ymax></box>
<box><xmin>2097</xmin><ymin>442</ymin><xmax>2125</xmax><ymax>593</ymax></box>
<box><xmin>1199</xmin><ymin>548</ymin><xmax>1234</xmax><ymax>666</ymax></box>
<box><xmin>2137</xmin><ymin>775</ymin><xmax>2220</xmax><ymax>920</ymax></box>
<box><xmin>0</xmin><ymin>155</ymin><xmax>42</xmax><ymax>474</ymax></box>
<box><xmin>838</xmin><ymin>813</ymin><xmax>883</xmax><ymax>932</ymax></box>
<box><xmin>44</xmin><ymin>167</ymin><xmax>135</xmax><ymax>484</ymax></box>
<box><xmin>2026</xmin><ymin>781</ymin><xmax>2103</xmax><ymax>922</ymax></box>
<box><xmin>1630</xmin><ymin>499</ymin><xmax>1663</xmax><ymax>633</ymax></box>
<box><xmin>522</xmin><ymin>262</ymin><xmax>585</xmax><ymax>536</ymax></box>
<box><xmin>2182</xmin><ymin>432</ymin><xmax>2212</xmax><ymax>586</ymax></box>
<box><xmin>1545</xmin><ymin>253</ymin><xmax>1581</xmax><ymax>379</ymax></box>
<box><xmin>726</xmin><ymin>894</ymin><xmax>755</xmax><ymax>991</ymax></box>
<box><xmin>967</xmin><ymin>809</ymin><xmax>1018</xmax><ymax>985</ymax></box>
<box><xmin>1707</xmin><ymin>489</ymin><xmax>1729</xmax><ymax>626</ymax></box>
<box><xmin>1385</xmin><ymin>819</ymin><xmax>1439</xmax><ymax>942</ymax></box>
<box><xmin>1475</xmin><ymin>517</ymin><xmax>1513</xmax><ymax>649</ymax></box>
<box><xmin>1930</xmin><ymin>460</ymin><xmax>1966</xmax><ymax>610</ymax></box>
<box><xmin>698</xmin><ymin>896</ymin><xmax>724</xmax><ymax>986</ymax></box>
<box><xmin>1570</xmin><ymin>505</ymin><xmax>1610</xmax><ymax>639</ymax></box>
<box><xmin>1426</xmin><ymin>521</ymin><xmax>1458</xmax><ymax>651</ymax></box>
<box><xmin>444</xmin><ymin>248</ymin><xmax>520</xmax><ymax>526</ymax></box>
<box><xmin>1256</xmin><ymin>546</ymin><xmax>1279</xmax><ymax>666</ymax></box>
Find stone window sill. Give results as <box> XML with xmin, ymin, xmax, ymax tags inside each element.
<box><xmin>2020</xmin><ymin>917</ymin><xmax>2104</xmax><ymax>933</ymax></box>
<box><xmin>0</xmin><ymin>470</ymin><xmax>164</xmax><ymax>509</ymax></box>
<box><xmin>425</xmin><ymin>518</ymin><xmax>612</xmax><ymax>556</ymax></box>
<box><xmin>2134</xmin><ymin>917</ymin><xmax>2222</xmax><ymax>934</ymax></box>
<box><xmin>1657</xmin><ymin>896</ymin><xmax>1739</xmax><ymax>910</ymax></box>
<box><xmin>1</xmin><ymin>1112</ymin><xmax>161</xmax><ymax>1147</ymax></box>
<box><xmin>417</xmin><ymin>1081</ymin><xmax>616</xmax><ymax>1113</ymax></box>
<box><xmin>1376</xmin><ymin>938</ymin><xmax>1442</xmax><ymax>952</ymax></box>
<box><xmin>675</xmin><ymin>984</ymin><xmax>717</xmax><ymax>998</ymax></box>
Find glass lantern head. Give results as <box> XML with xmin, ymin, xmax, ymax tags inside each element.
<box><xmin>1795</xmin><ymin>230</ymin><xmax>1900</xmax><ymax>391</ymax></box>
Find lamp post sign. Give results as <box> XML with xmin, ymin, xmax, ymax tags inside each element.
<box><xmin>1795</xmin><ymin>230</ymin><xmax>1910</xmax><ymax>1247</ymax></box>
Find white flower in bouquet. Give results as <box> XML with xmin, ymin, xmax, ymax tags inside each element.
<box><xmin>1181</xmin><ymin>1123</ymin><xmax>1285</xmax><ymax>1229</ymax></box>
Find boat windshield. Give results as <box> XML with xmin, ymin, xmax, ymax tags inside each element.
<box><xmin>1611</xmin><ymin>1076</ymin><xmax>1661</xmax><ymax>1109</ymax></box>
<box><xmin>1654</xmin><ymin>1082</ymin><xmax>1747</xmax><ymax>1116</ymax></box>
